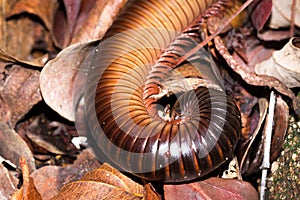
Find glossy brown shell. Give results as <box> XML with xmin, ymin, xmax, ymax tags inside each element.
<box><xmin>84</xmin><ymin>0</ymin><xmax>241</xmax><ymax>182</ymax></box>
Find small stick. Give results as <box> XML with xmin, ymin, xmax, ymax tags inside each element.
<box><xmin>177</xmin><ymin>0</ymin><xmax>254</xmax><ymax>66</ymax></box>
<box><xmin>260</xmin><ymin>91</ymin><xmax>276</xmax><ymax>200</ymax></box>
<box><xmin>290</xmin><ymin>0</ymin><xmax>296</xmax><ymax>36</ymax></box>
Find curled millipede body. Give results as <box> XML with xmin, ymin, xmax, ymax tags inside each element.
<box><xmin>84</xmin><ymin>0</ymin><xmax>241</xmax><ymax>182</ymax></box>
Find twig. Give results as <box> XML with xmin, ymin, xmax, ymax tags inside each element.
<box><xmin>290</xmin><ymin>0</ymin><xmax>296</xmax><ymax>36</ymax></box>
<box><xmin>177</xmin><ymin>0</ymin><xmax>254</xmax><ymax>66</ymax></box>
<box><xmin>260</xmin><ymin>91</ymin><xmax>276</xmax><ymax>200</ymax></box>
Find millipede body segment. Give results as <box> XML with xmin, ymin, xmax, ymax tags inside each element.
<box><xmin>84</xmin><ymin>0</ymin><xmax>241</xmax><ymax>182</ymax></box>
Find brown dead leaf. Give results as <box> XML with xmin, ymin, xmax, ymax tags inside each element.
<box><xmin>0</xmin><ymin>0</ymin><xmax>57</xmax><ymax>67</ymax></box>
<box><xmin>26</xmin><ymin>131</ymin><xmax>66</xmax><ymax>155</ymax></box>
<box><xmin>31</xmin><ymin>149</ymin><xmax>101</xmax><ymax>200</ymax></box>
<box><xmin>250</xmin><ymin>0</ymin><xmax>272</xmax><ymax>31</ymax></box>
<box><xmin>144</xmin><ymin>184</ymin><xmax>161</xmax><ymax>200</ymax></box>
<box><xmin>8</xmin><ymin>0</ymin><xmax>59</xmax><ymax>31</ymax></box>
<box><xmin>30</xmin><ymin>166</ymin><xmax>63</xmax><ymax>200</ymax></box>
<box><xmin>0</xmin><ymin>18</ymin><xmax>43</xmax><ymax>65</ymax></box>
<box><xmin>270</xmin><ymin>96</ymin><xmax>289</xmax><ymax>162</ymax></box>
<box><xmin>70</xmin><ymin>0</ymin><xmax>128</xmax><ymax>44</ymax></box>
<box><xmin>255</xmin><ymin>37</ymin><xmax>300</xmax><ymax>88</ymax></box>
<box><xmin>0</xmin><ymin>65</ymin><xmax>41</xmax><ymax>127</ymax></box>
<box><xmin>0</xmin><ymin>122</ymin><xmax>36</xmax><ymax>173</ymax></box>
<box><xmin>40</xmin><ymin>41</ymin><xmax>98</xmax><ymax>121</ymax></box>
<box><xmin>51</xmin><ymin>181</ymin><xmax>142</xmax><ymax>200</ymax></box>
<box><xmin>52</xmin><ymin>0</ymin><xmax>127</xmax><ymax>47</ymax></box>
<box><xmin>164</xmin><ymin>177</ymin><xmax>258</xmax><ymax>200</ymax></box>
<box><xmin>257</xmin><ymin>29</ymin><xmax>293</xmax><ymax>41</ymax></box>
<box><xmin>81</xmin><ymin>163</ymin><xmax>144</xmax><ymax>196</ymax></box>
<box><xmin>214</xmin><ymin>35</ymin><xmax>300</xmax><ymax>114</ymax></box>
<box><xmin>50</xmin><ymin>163</ymin><xmax>149</xmax><ymax>200</ymax></box>
<box><xmin>16</xmin><ymin>113</ymin><xmax>79</xmax><ymax>158</ymax></box>
<box><xmin>11</xmin><ymin>157</ymin><xmax>42</xmax><ymax>200</ymax></box>
<box><xmin>0</xmin><ymin>163</ymin><xmax>18</xmax><ymax>199</ymax></box>
<box><xmin>0</xmin><ymin>12</ymin><xmax>50</xmax><ymax>66</ymax></box>
<box><xmin>238</xmin><ymin>96</ymin><xmax>289</xmax><ymax>176</ymax></box>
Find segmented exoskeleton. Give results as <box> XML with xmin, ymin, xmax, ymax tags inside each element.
<box><xmin>84</xmin><ymin>0</ymin><xmax>241</xmax><ymax>182</ymax></box>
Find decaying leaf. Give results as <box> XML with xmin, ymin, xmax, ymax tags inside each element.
<box><xmin>0</xmin><ymin>163</ymin><xmax>18</xmax><ymax>199</ymax></box>
<box><xmin>143</xmin><ymin>184</ymin><xmax>161</xmax><ymax>200</ymax></box>
<box><xmin>11</xmin><ymin>157</ymin><xmax>42</xmax><ymax>200</ymax></box>
<box><xmin>268</xmin><ymin>0</ymin><xmax>300</xmax><ymax>29</ymax></box>
<box><xmin>81</xmin><ymin>163</ymin><xmax>144</xmax><ymax>196</ymax></box>
<box><xmin>30</xmin><ymin>149</ymin><xmax>101</xmax><ymax>200</ymax></box>
<box><xmin>51</xmin><ymin>181</ymin><xmax>141</xmax><ymax>200</ymax></box>
<box><xmin>0</xmin><ymin>3</ymin><xmax>51</xmax><ymax>67</ymax></box>
<box><xmin>50</xmin><ymin>163</ymin><xmax>154</xmax><ymax>200</ymax></box>
<box><xmin>164</xmin><ymin>177</ymin><xmax>258</xmax><ymax>200</ymax></box>
<box><xmin>8</xmin><ymin>0</ymin><xmax>59</xmax><ymax>32</ymax></box>
<box><xmin>238</xmin><ymin>96</ymin><xmax>289</xmax><ymax>176</ymax></box>
<box><xmin>70</xmin><ymin>0</ymin><xmax>128</xmax><ymax>44</ymax></box>
<box><xmin>214</xmin><ymin>35</ymin><xmax>300</xmax><ymax>114</ymax></box>
<box><xmin>250</xmin><ymin>0</ymin><xmax>272</xmax><ymax>31</ymax></box>
<box><xmin>270</xmin><ymin>96</ymin><xmax>289</xmax><ymax>161</ymax></box>
<box><xmin>255</xmin><ymin>37</ymin><xmax>300</xmax><ymax>88</ymax></box>
<box><xmin>0</xmin><ymin>122</ymin><xmax>36</xmax><ymax>173</ymax></box>
<box><xmin>40</xmin><ymin>41</ymin><xmax>98</xmax><ymax>121</ymax></box>
<box><xmin>0</xmin><ymin>65</ymin><xmax>41</xmax><ymax>127</ymax></box>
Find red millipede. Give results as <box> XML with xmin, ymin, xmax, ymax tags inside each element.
<box><xmin>84</xmin><ymin>0</ymin><xmax>241</xmax><ymax>182</ymax></box>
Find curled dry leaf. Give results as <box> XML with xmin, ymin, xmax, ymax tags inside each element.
<box><xmin>250</xmin><ymin>0</ymin><xmax>272</xmax><ymax>31</ymax></box>
<box><xmin>70</xmin><ymin>0</ymin><xmax>128</xmax><ymax>44</ymax></box>
<box><xmin>164</xmin><ymin>177</ymin><xmax>258</xmax><ymax>200</ymax></box>
<box><xmin>30</xmin><ymin>149</ymin><xmax>101</xmax><ymax>200</ymax></box>
<box><xmin>0</xmin><ymin>122</ymin><xmax>36</xmax><ymax>173</ymax></box>
<box><xmin>51</xmin><ymin>163</ymin><xmax>152</xmax><ymax>200</ymax></box>
<box><xmin>0</xmin><ymin>163</ymin><xmax>18</xmax><ymax>199</ymax></box>
<box><xmin>268</xmin><ymin>0</ymin><xmax>300</xmax><ymax>29</ymax></box>
<box><xmin>8</xmin><ymin>0</ymin><xmax>59</xmax><ymax>32</ymax></box>
<box><xmin>40</xmin><ymin>41</ymin><xmax>98</xmax><ymax>121</ymax></box>
<box><xmin>255</xmin><ymin>37</ymin><xmax>300</xmax><ymax>88</ymax></box>
<box><xmin>269</xmin><ymin>96</ymin><xmax>289</xmax><ymax>162</ymax></box>
<box><xmin>81</xmin><ymin>163</ymin><xmax>144</xmax><ymax>196</ymax></box>
<box><xmin>11</xmin><ymin>157</ymin><xmax>42</xmax><ymax>200</ymax></box>
<box><xmin>0</xmin><ymin>65</ymin><xmax>41</xmax><ymax>127</ymax></box>
<box><xmin>52</xmin><ymin>0</ymin><xmax>127</xmax><ymax>47</ymax></box>
<box><xmin>214</xmin><ymin>35</ymin><xmax>300</xmax><ymax>113</ymax></box>
<box><xmin>51</xmin><ymin>181</ymin><xmax>142</xmax><ymax>200</ymax></box>
<box><xmin>0</xmin><ymin>4</ymin><xmax>50</xmax><ymax>67</ymax></box>
<box><xmin>238</xmin><ymin>96</ymin><xmax>289</xmax><ymax>176</ymax></box>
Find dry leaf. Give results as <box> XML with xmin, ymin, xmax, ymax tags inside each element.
<box><xmin>8</xmin><ymin>0</ymin><xmax>59</xmax><ymax>31</ymax></box>
<box><xmin>268</xmin><ymin>0</ymin><xmax>300</xmax><ymax>29</ymax></box>
<box><xmin>144</xmin><ymin>184</ymin><xmax>161</xmax><ymax>200</ymax></box>
<box><xmin>26</xmin><ymin>131</ymin><xmax>66</xmax><ymax>155</ymax></box>
<box><xmin>11</xmin><ymin>157</ymin><xmax>42</xmax><ymax>200</ymax></box>
<box><xmin>238</xmin><ymin>96</ymin><xmax>289</xmax><ymax>176</ymax></box>
<box><xmin>214</xmin><ymin>35</ymin><xmax>300</xmax><ymax>114</ymax></box>
<box><xmin>0</xmin><ymin>122</ymin><xmax>36</xmax><ymax>173</ymax></box>
<box><xmin>270</xmin><ymin>96</ymin><xmax>289</xmax><ymax>161</ymax></box>
<box><xmin>0</xmin><ymin>8</ymin><xmax>50</xmax><ymax>66</ymax></box>
<box><xmin>250</xmin><ymin>0</ymin><xmax>272</xmax><ymax>31</ymax></box>
<box><xmin>164</xmin><ymin>177</ymin><xmax>258</xmax><ymax>200</ymax></box>
<box><xmin>0</xmin><ymin>163</ymin><xmax>18</xmax><ymax>199</ymax></box>
<box><xmin>31</xmin><ymin>149</ymin><xmax>101</xmax><ymax>200</ymax></box>
<box><xmin>40</xmin><ymin>41</ymin><xmax>98</xmax><ymax>121</ymax></box>
<box><xmin>255</xmin><ymin>37</ymin><xmax>300</xmax><ymax>88</ymax></box>
<box><xmin>70</xmin><ymin>0</ymin><xmax>128</xmax><ymax>44</ymax></box>
<box><xmin>51</xmin><ymin>181</ymin><xmax>142</xmax><ymax>200</ymax></box>
<box><xmin>51</xmin><ymin>163</ymin><xmax>146</xmax><ymax>200</ymax></box>
<box><xmin>81</xmin><ymin>163</ymin><xmax>144</xmax><ymax>196</ymax></box>
<box><xmin>0</xmin><ymin>65</ymin><xmax>41</xmax><ymax>127</ymax></box>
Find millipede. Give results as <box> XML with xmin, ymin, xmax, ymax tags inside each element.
<box><xmin>83</xmin><ymin>0</ymin><xmax>241</xmax><ymax>182</ymax></box>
